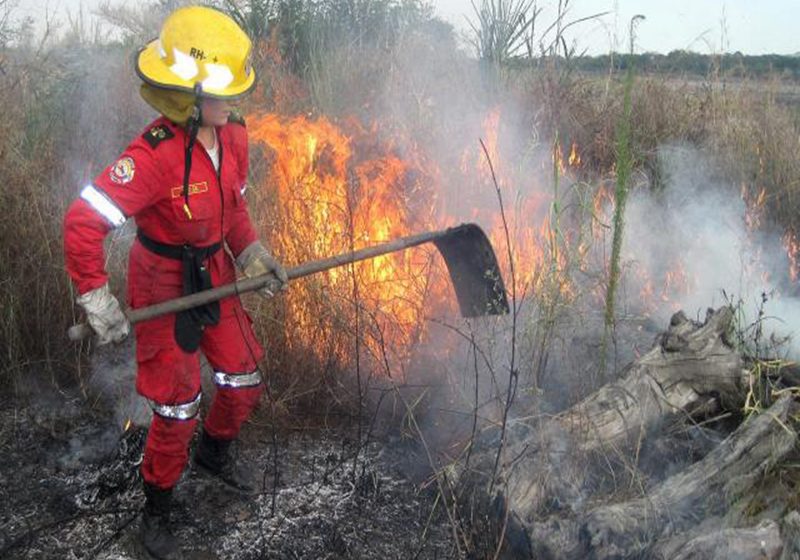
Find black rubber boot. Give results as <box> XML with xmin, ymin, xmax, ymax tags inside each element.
<box><xmin>140</xmin><ymin>483</ymin><xmax>182</xmax><ymax>560</ymax></box>
<box><xmin>194</xmin><ymin>429</ymin><xmax>256</xmax><ymax>494</ymax></box>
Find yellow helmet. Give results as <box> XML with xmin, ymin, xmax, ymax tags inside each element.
<box><xmin>135</xmin><ymin>6</ymin><xmax>255</xmax><ymax>99</ymax></box>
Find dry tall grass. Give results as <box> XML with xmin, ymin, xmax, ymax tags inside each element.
<box><xmin>523</xmin><ymin>68</ymin><xmax>800</xmax><ymax>223</ymax></box>
<box><xmin>2</xmin><ymin>1</ymin><xmax>798</xmax><ymax>421</ymax></box>
<box><xmin>0</xmin><ymin>8</ymin><xmax>157</xmax><ymax>392</ymax></box>
<box><xmin>0</xmin><ymin>30</ymin><xmax>85</xmax><ymax>391</ymax></box>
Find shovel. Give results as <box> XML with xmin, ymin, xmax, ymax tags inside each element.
<box><xmin>68</xmin><ymin>223</ymin><xmax>509</xmax><ymax>341</ymax></box>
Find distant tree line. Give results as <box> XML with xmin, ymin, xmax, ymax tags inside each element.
<box><xmin>569</xmin><ymin>51</ymin><xmax>800</xmax><ymax>80</ymax></box>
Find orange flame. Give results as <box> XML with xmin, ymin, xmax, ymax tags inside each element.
<box><xmin>247</xmin><ymin>114</ymin><xmax>438</xmax><ymax>366</ymax></box>
<box><xmin>241</xmin><ymin>107</ymin><xmax>795</xmax><ymax>375</ymax></box>
<box><xmin>784</xmin><ymin>229</ymin><xmax>800</xmax><ymax>283</ymax></box>
<box><xmin>742</xmin><ymin>184</ymin><xmax>767</xmax><ymax>231</ymax></box>
<box><xmin>568</xmin><ymin>142</ymin><xmax>581</xmax><ymax>167</ymax></box>
<box><xmin>462</xmin><ymin>111</ymin><xmax>579</xmax><ymax>299</ymax></box>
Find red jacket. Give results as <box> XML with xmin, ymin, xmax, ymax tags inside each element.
<box><xmin>64</xmin><ymin>116</ymin><xmax>259</xmax><ymax>302</ymax></box>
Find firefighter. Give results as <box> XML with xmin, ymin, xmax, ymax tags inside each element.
<box><xmin>62</xmin><ymin>6</ymin><xmax>285</xmax><ymax>558</ymax></box>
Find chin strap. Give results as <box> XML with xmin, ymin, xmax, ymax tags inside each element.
<box><xmin>182</xmin><ymin>84</ymin><xmax>204</xmax><ymax>220</ymax></box>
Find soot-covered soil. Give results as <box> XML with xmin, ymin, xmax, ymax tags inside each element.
<box><xmin>0</xmin><ymin>395</ymin><xmax>455</xmax><ymax>559</ymax></box>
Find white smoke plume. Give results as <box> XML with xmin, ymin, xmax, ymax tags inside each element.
<box><xmin>622</xmin><ymin>144</ymin><xmax>800</xmax><ymax>359</ymax></box>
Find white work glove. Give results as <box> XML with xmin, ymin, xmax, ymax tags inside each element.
<box><xmin>76</xmin><ymin>283</ymin><xmax>130</xmax><ymax>345</ymax></box>
<box><xmin>236</xmin><ymin>241</ymin><xmax>289</xmax><ymax>297</ymax></box>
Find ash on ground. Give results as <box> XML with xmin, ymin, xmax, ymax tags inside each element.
<box><xmin>0</xmin><ymin>397</ymin><xmax>454</xmax><ymax>559</ymax></box>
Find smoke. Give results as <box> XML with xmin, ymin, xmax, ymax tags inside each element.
<box><xmin>87</xmin><ymin>336</ymin><xmax>151</xmax><ymax>428</ymax></box>
<box><xmin>622</xmin><ymin>144</ymin><xmax>800</xmax><ymax>358</ymax></box>
<box><xmin>87</xmin><ymin>335</ymin><xmax>221</xmax><ymax>430</ymax></box>
<box><xmin>349</xmin><ymin>29</ymin><xmax>563</xmax><ymax>452</ymax></box>
<box><xmin>59</xmin><ymin>26</ymin><xmax>161</xmax><ymax>430</ymax></box>
<box><xmin>335</xmin><ymin>24</ymin><xmax>800</xmax><ymax>469</ymax></box>
<box><xmin>376</xmin><ymin>27</ymin><xmax>538</xmax><ymax>218</ymax></box>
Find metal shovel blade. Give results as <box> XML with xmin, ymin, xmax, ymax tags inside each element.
<box><xmin>432</xmin><ymin>223</ymin><xmax>509</xmax><ymax>317</ymax></box>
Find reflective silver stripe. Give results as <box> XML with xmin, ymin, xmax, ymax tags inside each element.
<box><xmin>214</xmin><ymin>370</ymin><xmax>262</xmax><ymax>388</ymax></box>
<box><xmin>79</xmin><ymin>184</ymin><xmax>126</xmax><ymax>227</ymax></box>
<box><xmin>148</xmin><ymin>393</ymin><xmax>201</xmax><ymax>420</ymax></box>
<box><xmin>240</xmin><ymin>183</ymin><xmax>248</xmax><ymax>196</ymax></box>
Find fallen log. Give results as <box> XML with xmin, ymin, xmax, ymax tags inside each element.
<box><xmin>497</xmin><ymin>307</ymin><xmax>747</xmax><ymax>521</ymax></box>
<box><xmin>553</xmin><ymin>307</ymin><xmax>745</xmax><ymax>453</ymax></box>
<box><xmin>458</xmin><ymin>307</ymin><xmax>798</xmax><ymax>559</ymax></box>
<box><xmin>582</xmin><ymin>395</ymin><xmax>797</xmax><ymax>559</ymax></box>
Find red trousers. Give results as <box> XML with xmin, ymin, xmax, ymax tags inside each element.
<box><xmin>136</xmin><ymin>294</ymin><xmax>265</xmax><ymax>489</ymax></box>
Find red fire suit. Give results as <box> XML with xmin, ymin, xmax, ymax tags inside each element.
<box><xmin>64</xmin><ymin>116</ymin><xmax>265</xmax><ymax>489</ymax></box>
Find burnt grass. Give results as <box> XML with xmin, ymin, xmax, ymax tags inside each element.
<box><xmin>0</xmin><ymin>393</ymin><xmax>456</xmax><ymax>559</ymax></box>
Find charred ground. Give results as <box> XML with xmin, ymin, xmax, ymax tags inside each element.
<box><xmin>0</xmin><ymin>392</ymin><xmax>455</xmax><ymax>560</ymax></box>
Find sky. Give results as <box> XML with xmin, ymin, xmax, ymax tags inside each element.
<box><xmin>14</xmin><ymin>0</ymin><xmax>800</xmax><ymax>55</ymax></box>
<box><xmin>434</xmin><ymin>0</ymin><xmax>799</xmax><ymax>55</ymax></box>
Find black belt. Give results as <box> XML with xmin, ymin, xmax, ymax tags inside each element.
<box><xmin>136</xmin><ymin>229</ymin><xmax>222</xmax><ymax>352</ymax></box>
<box><xmin>137</xmin><ymin>230</ymin><xmax>221</xmax><ymax>261</ymax></box>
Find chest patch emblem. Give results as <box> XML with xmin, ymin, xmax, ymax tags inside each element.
<box><xmin>109</xmin><ymin>157</ymin><xmax>135</xmax><ymax>185</ymax></box>
<box><xmin>171</xmin><ymin>181</ymin><xmax>209</xmax><ymax>199</ymax></box>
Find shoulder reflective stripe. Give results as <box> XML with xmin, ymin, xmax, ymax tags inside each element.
<box><xmin>79</xmin><ymin>184</ymin><xmax>126</xmax><ymax>227</ymax></box>
<box><xmin>214</xmin><ymin>370</ymin><xmax>262</xmax><ymax>388</ymax></box>
<box><xmin>148</xmin><ymin>393</ymin><xmax>201</xmax><ymax>420</ymax></box>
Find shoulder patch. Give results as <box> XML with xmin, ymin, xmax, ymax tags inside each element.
<box><xmin>110</xmin><ymin>156</ymin><xmax>135</xmax><ymax>185</ymax></box>
<box><xmin>142</xmin><ymin>124</ymin><xmax>175</xmax><ymax>149</ymax></box>
<box><xmin>227</xmin><ymin>110</ymin><xmax>246</xmax><ymax>127</ymax></box>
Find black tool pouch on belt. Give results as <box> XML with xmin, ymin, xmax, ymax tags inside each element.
<box><xmin>136</xmin><ymin>230</ymin><xmax>222</xmax><ymax>352</ymax></box>
<box><xmin>175</xmin><ymin>248</ymin><xmax>220</xmax><ymax>352</ymax></box>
